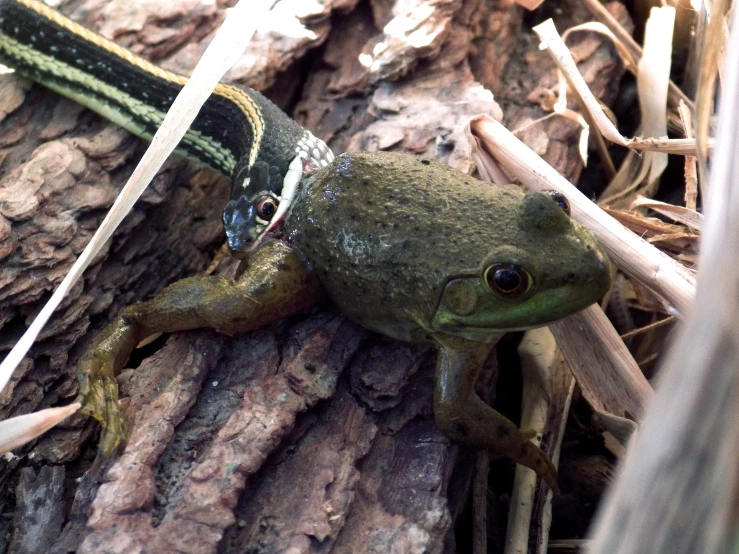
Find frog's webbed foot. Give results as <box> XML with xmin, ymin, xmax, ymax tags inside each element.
<box><xmin>74</xmin><ymin>240</ymin><xmax>323</xmax><ymax>461</ymax></box>
<box><xmin>433</xmin><ymin>337</ymin><xmax>559</xmax><ymax>493</ymax></box>
<box><xmin>75</xmin><ymin>328</ymin><xmax>133</xmax><ymax>461</ymax></box>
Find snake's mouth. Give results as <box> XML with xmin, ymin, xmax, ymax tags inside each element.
<box><xmin>224</xmin><ymin>215</ymin><xmax>291</xmax><ymax>260</ymax></box>
<box><xmin>243</xmin><ymin>142</ymin><xmax>336</xmax><ymax>253</ymax></box>
<box><xmin>247</xmin><ymin>218</ymin><xmax>287</xmax><ymax>252</ymax></box>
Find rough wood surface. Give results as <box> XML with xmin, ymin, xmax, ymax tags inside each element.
<box><xmin>0</xmin><ymin>0</ymin><xmax>628</xmax><ymax>552</ymax></box>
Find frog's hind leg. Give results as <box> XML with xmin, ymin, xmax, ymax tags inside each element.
<box><xmin>76</xmin><ymin>240</ymin><xmax>324</xmax><ymax>460</ymax></box>
<box><xmin>432</xmin><ymin>336</ymin><xmax>559</xmax><ymax>493</ymax></box>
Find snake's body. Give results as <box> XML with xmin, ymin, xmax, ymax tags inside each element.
<box><xmin>0</xmin><ymin>0</ymin><xmax>333</xmax><ymax>249</ymax></box>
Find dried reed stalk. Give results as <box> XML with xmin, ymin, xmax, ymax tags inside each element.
<box><xmin>587</xmin><ymin>6</ymin><xmax>739</xmax><ymax>553</ymax></box>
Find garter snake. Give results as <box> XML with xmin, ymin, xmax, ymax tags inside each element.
<box><xmin>0</xmin><ymin>0</ymin><xmax>333</xmax><ymax>252</ymax></box>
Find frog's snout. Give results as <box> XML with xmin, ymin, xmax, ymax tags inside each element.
<box><xmin>545</xmin><ymin>238</ymin><xmax>611</xmax><ymax>304</ymax></box>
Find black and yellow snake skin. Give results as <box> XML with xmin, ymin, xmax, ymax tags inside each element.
<box><xmin>0</xmin><ymin>0</ymin><xmax>333</xmax><ymax>251</ymax></box>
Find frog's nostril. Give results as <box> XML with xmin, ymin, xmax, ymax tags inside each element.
<box><xmin>594</xmin><ymin>246</ymin><xmax>610</xmax><ymax>268</ymax></box>
<box><xmin>583</xmin><ymin>241</ymin><xmax>606</xmax><ymax>263</ymax></box>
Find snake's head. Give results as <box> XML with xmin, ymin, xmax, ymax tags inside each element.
<box><xmin>222</xmin><ymin>192</ymin><xmax>279</xmax><ymax>257</ymax></box>
<box><xmin>223</xmin><ymin>157</ymin><xmax>290</xmax><ymax>256</ymax></box>
<box><xmin>223</xmin><ymin>138</ymin><xmax>335</xmax><ymax>257</ymax></box>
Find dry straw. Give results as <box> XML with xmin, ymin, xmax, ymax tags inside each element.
<box><xmin>588</xmin><ymin>3</ymin><xmax>739</xmax><ymax>553</ymax></box>
<box><xmin>468</xmin><ymin>9</ymin><xmax>703</xmax><ymax>551</ymax></box>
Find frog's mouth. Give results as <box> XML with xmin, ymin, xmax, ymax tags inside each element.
<box><xmin>432</xmin><ymin>297</ymin><xmax>592</xmax><ymax>339</ymax></box>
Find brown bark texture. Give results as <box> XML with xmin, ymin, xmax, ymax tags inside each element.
<box><xmin>0</xmin><ymin>0</ymin><xmax>627</xmax><ymax>552</ymax></box>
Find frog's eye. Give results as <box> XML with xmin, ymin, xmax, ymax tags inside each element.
<box><xmin>542</xmin><ymin>191</ymin><xmax>570</xmax><ymax>216</ymax></box>
<box><xmin>483</xmin><ymin>264</ymin><xmax>533</xmax><ymax>298</ymax></box>
<box><xmin>256</xmin><ymin>196</ymin><xmax>278</xmax><ymax>220</ymax></box>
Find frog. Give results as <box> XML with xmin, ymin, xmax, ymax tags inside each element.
<box><xmin>77</xmin><ymin>151</ymin><xmax>611</xmax><ymax>493</ymax></box>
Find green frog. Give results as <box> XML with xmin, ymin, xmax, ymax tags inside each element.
<box><xmin>79</xmin><ymin>152</ymin><xmax>611</xmax><ymax>492</ymax></box>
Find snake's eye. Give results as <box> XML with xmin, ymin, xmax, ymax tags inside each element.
<box><xmin>542</xmin><ymin>191</ymin><xmax>570</xmax><ymax>215</ymax></box>
<box><xmin>256</xmin><ymin>197</ymin><xmax>278</xmax><ymax>219</ymax></box>
<box><xmin>483</xmin><ymin>264</ymin><xmax>533</xmax><ymax>298</ymax></box>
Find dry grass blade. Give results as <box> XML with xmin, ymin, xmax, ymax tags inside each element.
<box><xmin>599</xmin><ymin>148</ymin><xmax>646</xmax><ymax>208</ymax></box>
<box><xmin>561</xmin><ymin>22</ymin><xmax>637</xmax><ymax>72</ymax></box>
<box><xmin>678</xmin><ymin>100</ymin><xmax>699</xmax><ymax>211</ymax></box>
<box><xmin>630</xmin><ymin>196</ymin><xmax>703</xmax><ymax>231</ymax></box>
<box><xmin>468</xmin><ymin>115</ymin><xmax>695</xmax><ymax>315</ymax></box>
<box><xmin>550</xmin><ymin>306</ymin><xmax>652</xmax><ymax>426</ymax></box>
<box><xmin>0</xmin><ymin>404</ymin><xmax>81</xmax><ymax>455</ymax></box>
<box><xmin>586</xmin><ymin>7</ymin><xmax>674</xmax><ymax>205</ymax></box>
<box><xmin>602</xmin><ymin>208</ymin><xmax>691</xmax><ymax>238</ymax></box>
<box><xmin>587</xmin><ymin>5</ymin><xmax>739</xmax><ymax>553</ymax></box>
<box><xmin>556</xmin><ymin>20</ymin><xmax>639</xmax><ymax>178</ymax></box>
<box><xmin>634</xmin><ymin>7</ymin><xmax>673</xmax><ymax>192</ymax></box>
<box><xmin>505</xmin><ymin>328</ymin><xmax>574</xmax><ymax>554</ymax></box>
<box><xmin>695</xmin><ymin>0</ymin><xmax>731</xmax><ymax>199</ymax></box>
<box><xmin>683</xmin><ymin>1</ymin><xmax>708</xmax><ymax>97</ymax></box>
<box><xmin>619</xmin><ymin>316</ymin><xmax>676</xmax><ymax>341</ymax></box>
<box><xmin>0</xmin><ymin>0</ymin><xmax>275</xmax><ymax>397</ymax></box>
<box><xmin>608</xmin><ymin>137</ymin><xmax>713</xmax><ymax>155</ymax></box>
<box><xmin>580</xmin><ymin>0</ymin><xmax>693</xmax><ymax>111</ymax></box>
<box><xmin>600</xmin><ymin>207</ymin><xmax>698</xmax><ymax>269</ymax></box>
<box><xmin>532</xmin><ymin>18</ymin><xmax>702</xmax><ymax>156</ymax></box>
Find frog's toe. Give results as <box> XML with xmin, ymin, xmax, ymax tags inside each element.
<box><xmin>76</xmin><ymin>356</ymin><xmax>127</xmax><ymax>460</ymax></box>
<box><xmin>522</xmin><ymin>441</ymin><xmax>559</xmax><ymax>494</ymax></box>
<box><xmin>519</xmin><ymin>427</ymin><xmax>538</xmax><ymax>440</ymax></box>
<box><xmin>96</xmin><ymin>403</ymin><xmax>127</xmax><ymax>461</ymax></box>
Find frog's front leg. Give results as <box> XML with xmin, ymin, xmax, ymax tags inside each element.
<box><xmin>76</xmin><ymin>240</ymin><xmax>324</xmax><ymax>459</ymax></box>
<box><xmin>432</xmin><ymin>335</ymin><xmax>559</xmax><ymax>493</ymax></box>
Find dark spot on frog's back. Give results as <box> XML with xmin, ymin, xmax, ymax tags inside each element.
<box><xmin>253</xmin><ymin>282</ymin><xmax>271</xmax><ymax>295</ymax></box>
<box><xmin>455</xmin><ymin>422</ymin><xmax>470</xmax><ymax>436</ymax></box>
<box><xmin>496</xmin><ymin>425</ymin><xmax>510</xmax><ymax>438</ymax></box>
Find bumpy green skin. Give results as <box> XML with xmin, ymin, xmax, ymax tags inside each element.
<box><xmin>77</xmin><ymin>152</ymin><xmax>610</xmax><ymax>492</ymax></box>
<box><xmin>285</xmin><ymin>152</ymin><xmax>610</xmax><ymax>342</ymax></box>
